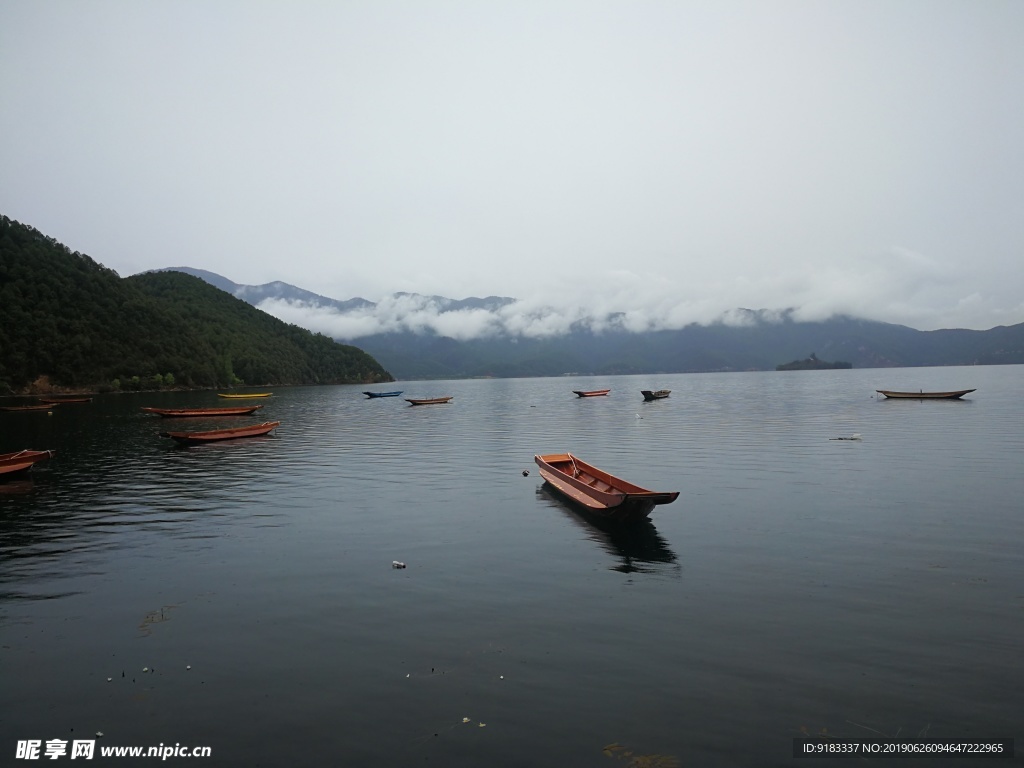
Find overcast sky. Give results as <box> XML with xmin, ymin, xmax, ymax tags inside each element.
<box><xmin>2</xmin><ymin>1</ymin><xmax>1022</xmax><ymax>334</ymax></box>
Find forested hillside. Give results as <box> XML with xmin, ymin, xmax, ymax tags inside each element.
<box><xmin>0</xmin><ymin>216</ymin><xmax>392</xmax><ymax>394</ymax></box>
<box><xmin>343</xmin><ymin>315</ymin><xmax>1024</xmax><ymax>379</ymax></box>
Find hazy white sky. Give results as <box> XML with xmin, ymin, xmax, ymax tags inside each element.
<box><xmin>2</xmin><ymin>0</ymin><xmax>1022</xmax><ymax>332</ymax></box>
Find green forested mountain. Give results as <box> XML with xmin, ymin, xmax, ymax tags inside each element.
<box><xmin>0</xmin><ymin>216</ymin><xmax>392</xmax><ymax>394</ymax></box>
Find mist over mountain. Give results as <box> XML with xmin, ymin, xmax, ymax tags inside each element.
<box><xmin>160</xmin><ymin>268</ymin><xmax>1024</xmax><ymax>380</ymax></box>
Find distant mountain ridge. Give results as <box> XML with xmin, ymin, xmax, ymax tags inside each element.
<box><xmin>160</xmin><ymin>267</ymin><xmax>1024</xmax><ymax>380</ymax></box>
<box><xmin>153</xmin><ymin>267</ymin><xmax>376</xmax><ymax>312</ymax></box>
<box><xmin>155</xmin><ymin>267</ymin><xmax>516</xmax><ymax>314</ymax></box>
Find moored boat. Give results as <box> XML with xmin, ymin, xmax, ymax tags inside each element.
<box><xmin>39</xmin><ymin>397</ymin><xmax>93</xmax><ymax>404</ymax></box>
<box><xmin>0</xmin><ymin>403</ymin><xmax>56</xmax><ymax>411</ymax></box>
<box><xmin>534</xmin><ymin>452</ymin><xmax>679</xmax><ymax>521</ymax></box>
<box><xmin>0</xmin><ymin>449</ymin><xmax>55</xmax><ymax>477</ymax></box>
<box><xmin>405</xmin><ymin>397</ymin><xmax>453</xmax><ymax>405</ymax></box>
<box><xmin>876</xmin><ymin>389</ymin><xmax>976</xmax><ymax>400</ymax></box>
<box><xmin>159</xmin><ymin>421</ymin><xmax>280</xmax><ymax>444</ymax></box>
<box><xmin>364</xmin><ymin>391</ymin><xmax>404</xmax><ymax>398</ymax></box>
<box><xmin>573</xmin><ymin>389</ymin><xmax>611</xmax><ymax>397</ymax></box>
<box><xmin>142</xmin><ymin>405</ymin><xmax>265</xmax><ymax>417</ymax></box>
<box><xmin>217</xmin><ymin>392</ymin><xmax>273</xmax><ymax>398</ymax></box>
<box><xmin>641</xmin><ymin>390</ymin><xmax>671</xmax><ymax>401</ymax></box>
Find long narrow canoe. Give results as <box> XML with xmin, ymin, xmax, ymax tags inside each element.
<box><xmin>876</xmin><ymin>389</ymin><xmax>976</xmax><ymax>400</ymax></box>
<box><xmin>0</xmin><ymin>449</ymin><xmax>55</xmax><ymax>477</ymax></box>
<box><xmin>39</xmin><ymin>397</ymin><xmax>93</xmax><ymax>404</ymax></box>
<box><xmin>142</xmin><ymin>405</ymin><xmax>265</xmax><ymax>417</ymax></box>
<box><xmin>217</xmin><ymin>392</ymin><xmax>273</xmax><ymax>398</ymax></box>
<box><xmin>159</xmin><ymin>421</ymin><xmax>280</xmax><ymax>444</ymax></box>
<box><xmin>534</xmin><ymin>453</ymin><xmax>679</xmax><ymax>522</ymax></box>
<box><xmin>0</xmin><ymin>403</ymin><xmax>56</xmax><ymax>411</ymax></box>
<box><xmin>406</xmin><ymin>396</ymin><xmax>453</xmax><ymax>405</ymax></box>
<box><xmin>641</xmin><ymin>390</ymin><xmax>671</xmax><ymax>401</ymax></box>
<box><xmin>364</xmin><ymin>391</ymin><xmax>404</xmax><ymax>398</ymax></box>
<box><xmin>573</xmin><ymin>389</ymin><xmax>611</xmax><ymax>397</ymax></box>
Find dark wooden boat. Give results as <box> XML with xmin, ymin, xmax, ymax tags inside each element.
<box><xmin>573</xmin><ymin>389</ymin><xmax>611</xmax><ymax>397</ymax></box>
<box><xmin>142</xmin><ymin>405</ymin><xmax>265</xmax><ymax>417</ymax></box>
<box><xmin>364</xmin><ymin>391</ymin><xmax>404</xmax><ymax>398</ymax></box>
<box><xmin>876</xmin><ymin>389</ymin><xmax>976</xmax><ymax>400</ymax></box>
<box><xmin>159</xmin><ymin>421</ymin><xmax>280</xmax><ymax>444</ymax></box>
<box><xmin>405</xmin><ymin>397</ymin><xmax>453</xmax><ymax>405</ymax></box>
<box><xmin>0</xmin><ymin>449</ymin><xmax>55</xmax><ymax>477</ymax></box>
<box><xmin>39</xmin><ymin>397</ymin><xmax>93</xmax><ymax>404</ymax></box>
<box><xmin>217</xmin><ymin>392</ymin><xmax>273</xmax><ymax>398</ymax></box>
<box><xmin>534</xmin><ymin>453</ymin><xmax>679</xmax><ymax>521</ymax></box>
<box><xmin>641</xmin><ymin>390</ymin><xmax>671</xmax><ymax>401</ymax></box>
<box><xmin>0</xmin><ymin>403</ymin><xmax>56</xmax><ymax>411</ymax></box>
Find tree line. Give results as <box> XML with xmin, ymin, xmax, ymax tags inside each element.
<box><xmin>0</xmin><ymin>215</ymin><xmax>393</xmax><ymax>394</ymax></box>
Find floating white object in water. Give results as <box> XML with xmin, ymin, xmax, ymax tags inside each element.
<box><xmin>392</xmin><ymin>561</ymin><xmax>406</xmax><ymax>569</ymax></box>
<box><xmin>462</xmin><ymin>717</ymin><xmax>471</xmax><ymax>724</ymax></box>
<box><xmin>478</xmin><ymin>723</ymin><xmax>486</xmax><ymax>728</ymax></box>
<box><xmin>186</xmin><ymin>665</ymin><xmax>191</xmax><ymax>670</ymax></box>
<box><xmin>829</xmin><ymin>433</ymin><xmax>863</xmax><ymax>441</ymax></box>
<box><xmin>96</xmin><ymin>732</ymin><xmax>104</xmax><ymax>738</ymax></box>
<box><xmin>106</xmin><ymin>678</ymin><xmax>112</xmax><ymax>682</ymax></box>
<box><xmin>142</xmin><ymin>667</ymin><xmax>149</xmax><ymax>672</ymax></box>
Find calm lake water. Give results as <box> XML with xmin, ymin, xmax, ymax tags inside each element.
<box><xmin>2</xmin><ymin>366</ymin><xmax>1023</xmax><ymax>767</ymax></box>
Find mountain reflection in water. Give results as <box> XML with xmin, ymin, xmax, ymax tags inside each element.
<box><xmin>535</xmin><ymin>485</ymin><xmax>679</xmax><ymax>574</ymax></box>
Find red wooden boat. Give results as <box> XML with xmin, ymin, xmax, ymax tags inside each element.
<box><xmin>573</xmin><ymin>389</ymin><xmax>610</xmax><ymax>397</ymax></box>
<box><xmin>0</xmin><ymin>449</ymin><xmax>55</xmax><ymax>477</ymax></box>
<box><xmin>159</xmin><ymin>421</ymin><xmax>280</xmax><ymax>444</ymax></box>
<box><xmin>142</xmin><ymin>405</ymin><xmax>265</xmax><ymax>417</ymax></box>
<box><xmin>1</xmin><ymin>403</ymin><xmax>56</xmax><ymax>411</ymax></box>
<box><xmin>405</xmin><ymin>397</ymin><xmax>453</xmax><ymax>405</ymax></box>
<box><xmin>534</xmin><ymin>453</ymin><xmax>679</xmax><ymax>521</ymax></box>
<box><xmin>39</xmin><ymin>397</ymin><xmax>93</xmax><ymax>404</ymax></box>
<box><xmin>876</xmin><ymin>389</ymin><xmax>975</xmax><ymax>400</ymax></box>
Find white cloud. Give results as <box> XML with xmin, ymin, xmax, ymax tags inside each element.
<box><xmin>254</xmin><ymin>242</ymin><xmax>1014</xmax><ymax>340</ymax></box>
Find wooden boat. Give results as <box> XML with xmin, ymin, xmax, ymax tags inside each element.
<box><xmin>364</xmin><ymin>391</ymin><xmax>404</xmax><ymax>398</ymax></box>
<box><xmin>217</xmin><ymin>392</ymin><xmax>273</xmax><ymax>398</ymax></box>
<box><xmin>142</xmin><ymin>405</ymin><xmax>264</xmax><ymax>417</ymax></box>
<box><xmin>39</xmin><ymin>397</ymin><xmax>93</xmax><ymax>404</ymax></box>
<box><xmin>573</xmin><ymin>389</ymin><xmax>611</xmax><ymax>397</ymax></box>
<box><xmin>0</xmin><ymin>403</ymin><xmax>56</xmax><ymax>411</ymax></box>
<box><xmin>0</xmin><ymin>449</ymin><xmax>55</xmax><ymax>477</ymax></box>
<box><xmin>159</xmin><ymin>421</ymin><xmax>280</xmax><ymax>444</ymax></box>
<box><xmin>876</xmin><ymin>389</ymin><xmax>976</xmax><ymax>400</ymax></box>
<box><xmin>534</xmin><ymin>453</ymin><xmax>679</xmax><ymax>521</ymax></box>
<box><xmin>641</xmin><ymin>390</ymin><xmax>671</xmax><ymax>401</ymax></box>
<box><xmin>405</xmin><ymin>396</ymin><xmax>453</xmax><ymax>405</ymax></box>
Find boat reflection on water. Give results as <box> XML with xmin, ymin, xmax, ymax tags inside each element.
<box><xmin>535</xmin><ymin>485</ymin><xmax>679</xmax><ymax>575</ymax></box>
<box><xmin>0</xmin><ymin>479</ymin><xmax>35</xmax><ymax>495</ymax></box>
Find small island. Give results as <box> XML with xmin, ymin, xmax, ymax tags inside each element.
<box><xmin>776</xmin><ymin>353</ymin><xmax>852</xmax><ymax>371</ymax></box>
